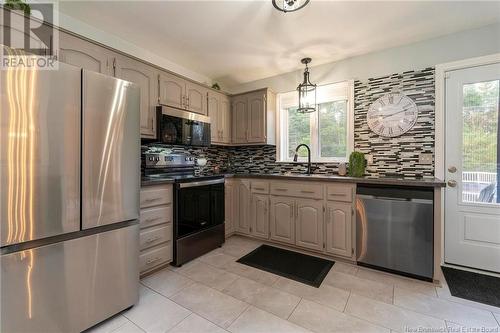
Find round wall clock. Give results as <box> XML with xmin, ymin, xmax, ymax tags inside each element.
<box><xmin>367</xmin><ymin>92</ymin><xmax>418</xmax><ymax>138</ymax></box>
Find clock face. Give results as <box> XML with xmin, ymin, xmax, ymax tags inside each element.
<box><xmin>367</xmin><ymin>93</ymin><xmax>418</xmax><ymax>138</ymax></box>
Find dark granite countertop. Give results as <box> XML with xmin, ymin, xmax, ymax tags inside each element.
<box><xmin>141</xmin><ymin>173</ymin><xmax>445</xmax><ymax>188</ymax></box>
<box><xmin>224</xmin><ymin>173</ymin><xmax>446</xmax><ymax>188</ymax></box>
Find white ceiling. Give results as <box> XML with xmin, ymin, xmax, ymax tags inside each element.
<box><xmin>59</xmin><ymin>0</ymin><xmax>500</xmax><ymax>88</ymax></box>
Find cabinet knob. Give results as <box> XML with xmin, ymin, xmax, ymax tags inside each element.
<box><xmin>447</xmin><ymin>180</ymin><xmax>457</xmax><ymax>187</ymax></box>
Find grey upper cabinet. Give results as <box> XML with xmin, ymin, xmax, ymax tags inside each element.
<box><xmin>220</xmin><ymin>96</ymin><xmax>231</xmax><ymax>143</ymax></box>
<box><xmin>158</xmin><ymin>71</ymin><xmax>185</xmax><ymax>110</ymax></box>
<box><xmin>325</xmin><ymin>201</ymin><xmax>352</xmax><ymax>257</ymax></box>
<box><xmin>186</xmin><ymin>82</ymin><xmax>208</xmax><ymax>115</ymax></box>
<box><xmin>59</xmin><ymin>32</ymin><xmax>112</xmax><ymax>75</ymax></box>
<box><xmin>230</xmin><ymin>88</ymin><xmax>276</xmax><ymax>145</ymax></box>
<box><xmin>208</xmin><ymin>91</ymin><xmax>231</xmax><ymax>144</ymax></box>
<box><xmin>159</xmin><ymin>72</ymin><xmax>208</xmax><ymax>115</ymax></box>
<box><xmin>296</xmin><ymin>199</ymin><xmax>324</xmax><ymax>251</ymax></box>
<box><xmin>247</xmin><ymin>91</ymin><xmax>266</xmax><ymax>143</ymax></box>
<box><xmin>114</xmin><ymin>55</ymin><xmax>158</xmax><ymax>138</ymax></box>
<box><xmin>232</xmin><ymin>95</ymin><xmax>248</xmax><ymax>144</ymax></box>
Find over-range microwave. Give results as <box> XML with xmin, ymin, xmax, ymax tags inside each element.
<box><xmin>156</xmin><ymin>106</ymin><xmax>211</xmax><ymax>146</ymax></box>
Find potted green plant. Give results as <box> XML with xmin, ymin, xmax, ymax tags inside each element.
<box><xmin>348</xmin><ymin>151</ymin><xmax>366</xmax><ymax>177</ymax></box>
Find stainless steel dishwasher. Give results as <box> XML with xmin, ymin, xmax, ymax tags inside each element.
<box><xmin>356</xmin><ymin>185</ymin><xmax>434</xmax><ymax>281</ymax></box>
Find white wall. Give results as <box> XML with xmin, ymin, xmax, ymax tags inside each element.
<box><xmin>57</xmin><ymin>11</ymin><xmax>212</xmax><ymax>85</ymax></box>
<box><xmin>228</xmin><ymin>23</ymin><xmax>500</xmax><ymax>94</ymax></box>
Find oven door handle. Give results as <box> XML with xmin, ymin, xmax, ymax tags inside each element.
<box><xmin>178</xmin><ymin>178</ymin><xmax>225</xmax><ymax>188</ymax></box>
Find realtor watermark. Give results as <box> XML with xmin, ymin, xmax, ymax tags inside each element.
<box><xmin>405</xmin><ymin>326</ymin><xmax>500</xmax><ymax>333</ymax></box>
<box><xmin>1</xmin><ymin>0</ymin><xmax>58</xmax><ymax>69</ymax></box>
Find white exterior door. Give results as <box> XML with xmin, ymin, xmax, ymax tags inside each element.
<box><xmin>445</xmin><ymin>62</ymin><xmax>500</xmax><ymax>273</ymax></box>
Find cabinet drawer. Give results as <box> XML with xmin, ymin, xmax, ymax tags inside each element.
<box><xmin>140</xmin><ymin>206</ymin><xmax>172</xmax><ymax>228</ymax></box>
<box><xmin>270</xmin><ymin>181</ymin><xmax>323</xmax><ymax>199</ymax></box>
<box><xmin>140</xmin><ymin>185</ymin><xmax>172</xmax><ymax>208</ymax></box>
<box><xmin>140</xmin><ymin>224</ymin><xmax>172</xmax><ymax>250</ymax></box>
<box><xmin>139</xmin><ymin>244</ymin><xmax>172</xmax><ymax>272</ymax></box>
<box><xmin>326</xmin><ymin>184</ymin><xmax>355</xmax><ymax>202</ymax></box>
<box><xmin>251</xmin><ymin>181</ymin><xmax>269</xmax><ymax>194</ymax></box>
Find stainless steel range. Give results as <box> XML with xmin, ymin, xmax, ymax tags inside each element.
<box><xmin>143</xmin><ymin>152</ymin><xmax>225</xmax><ymax>266</ymax></box>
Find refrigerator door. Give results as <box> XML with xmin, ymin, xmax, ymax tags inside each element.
<box><xmin>1</xmin><ymin>223</ymin><xmax>139</xmax><ymax>333</ymax></box>
<box><xmin>82</xmin><ymin>71</ymin><xmax>141</xmax><ymax>229</ymax></box>
<box><xmin>0</xmin><ymin>62</ymin><xmax>81</xmax><ymax>247</ymax></box>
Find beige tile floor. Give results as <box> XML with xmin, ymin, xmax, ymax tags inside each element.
<box><xmin>88</xmin><ymin>235</ymin><xmax>500</xmax><ymax>333</ymax></box>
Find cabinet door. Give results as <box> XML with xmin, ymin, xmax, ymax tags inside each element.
<box><xmin>250</xmin><ymin>194</ymin><xmax>269</xmax><ymax>239</ymax></box>
<box><xmin>247</xmin><ymin>91</ymin><xmax>266</xmax><ymax>143</ymax></box>
<box><xmin>232</xmin><ymin>96</ymin><xmax>247</xmax><ymax>143</ymax></box>
<box><xmin>236</xmin><ymin>180</ymin><xmax>251</xmax><ymax>234</ymax></box>
<box><xmin>186</xmin><ymin>82</ymin><xmax>208</xmax><ymax>115</ymax></box>
<box><xmin>208</xmin><ymin>91</ymin><xmax>221</xmax><ymax>143</ymax></box>
<box><xmin>224</xmin><ymin>182</ymin><xmax>234</xmax><ymax>236</ymax></box>
<box><xmin>296</xmin><ymin>199</ymin><xmax>324</xmax><ymax>251</ymax></box>
<box><xmin>158</xmin><ymin>71</ymin><xmax>185</xmax><ymax>109</ymax></box>
<box><xmin>220</xmin><ymin>96</ymin><xmax>232</xmax><ymax>143</ymax></box>
<box><xmin>325</xmin><ymin>201</ymin><xmax>352</xmax><ymax>257</ymax></box>
<box><xmin>115</xmin><ymin>56</ymin><xmax>158</xmax><ymax>138</ymax></box>
<box><xmin>59</xmin><ymin>32</ymin><xmax>111</xmax><ymax>74</ymax></box>
<box><xmin>269</xmin><ymin>196</ymin><xmax>295</xmax><ymax>244</ymax></box>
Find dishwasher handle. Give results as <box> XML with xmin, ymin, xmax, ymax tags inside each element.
<box><xmin>357</xmin><ymin>194</ymin><xmax>433</xmax><ymax>204</ymax></box>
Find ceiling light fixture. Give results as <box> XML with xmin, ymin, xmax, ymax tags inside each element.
<box><xmin>272</xmin><ymin>0</ymin><xmax>310</xmax><ymax>13</ymax></box>
<box><xmin>297</xmin><ymin>58</ymin><xmax>317</xmax><ymax>114</ymax></box>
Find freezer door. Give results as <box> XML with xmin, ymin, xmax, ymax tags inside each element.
<box><xmin>82</xmin><ymin>71</ymin><xmax>140</xmax><ymax>229</ymax></box>
<box><xmin>1</xmin><ymin>224</ymin><xmax>139</xmax><ymax>333</ymax></box>
<box><xmin>0</xmin><ymin>62</ymin><xmax>81</xmax><ymax>247</ymax></box>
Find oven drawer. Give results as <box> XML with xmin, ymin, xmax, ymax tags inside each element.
<box><xmin>326</xmin><ymin>184</ymin><xmax>355</xmax><ymax>202</ymax></box>
<box><xmin>140</xmin><ymin>185</ymin><xmax>172</xmax><ymax>208</ymax></box>
<box><xmin>139</xmin><ymin>244</ymin><xmax>172</xmax><ymax>272</ymax></box>
<box><xmin>140</xmin><ymin>206</ymin><xmax>172</xmax><ymax>228</ymax></box>
<box><xmin>270</xmin><ymin>181</ymin><xmax>323</xmax><ymax>199</ymax></box>
<box><xmin>251</xmin><ymin>181</ymin><xmax>269</xmax><ymax>194</ymax></box>
<box><xmin>140</xmin><ymin>224</ymin><xmax>172</xmax><ymax>251</ymax></box>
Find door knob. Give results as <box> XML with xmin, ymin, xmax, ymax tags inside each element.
<box><xmin>447</xmin><ymin>180</ymin><xmax>457</xmax><ymax>187</ymax></box>
<box><xmin>448</xmin><ymin>166</ymin><xmax>457</xmax><ymax>173</ymax></box>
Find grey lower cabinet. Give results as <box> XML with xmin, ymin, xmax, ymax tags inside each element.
<box><xmin>235</xmin><ymin>179</ymin><xmax>251</xmax><ymax>234</ymax></box>
<box><xmin>269</xmin><ymin>196</ymin><xmax>296</xmax><ymax>245</ymax></box>
<box><xmin>231</xmin><ymin>178</ymin><xmax>355</xmax><ymax>260</ymax></box>
<box><xmin>224</xmin><ymin>181</ymin><xmax>235</xmax><ymax>236</ymax></box>
<box><xmin>114</xmin><ymin>55</ymin><xmax>158</xmax><ymax>138</ymax></box>
<box><xmin>139</xmin><ymin>184</ymin><xmax>173</xmax><ymax>276</ymax></box>
<box><xmin>250</xmin><ymin>193</ymin><xmax>269</xmax><ymax>239</ymax></box>
<box><xmin>325</xmin><ymin>201</ymin><xmax>353</xmax><ymax>257</ymax></box>
<box><xmin>296</xmin><ymin>199</ymin><xmax>324</xmax><ymax>251</ymax></box>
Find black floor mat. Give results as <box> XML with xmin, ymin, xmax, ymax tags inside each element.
<box><xmin>442</xmin><ymin>266</ymin><xmax>500</xmax><ymax>307</ymax></box>
<box><xmin>237</xmin><ymin>244</ymin><xmax>334</xmax><ymax>287</ymax></box>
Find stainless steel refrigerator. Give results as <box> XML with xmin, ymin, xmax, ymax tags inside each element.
<box><xmin>0</xmin><ymin>62</ymin><xmax>141</xmax><ymax>332</ymax></box>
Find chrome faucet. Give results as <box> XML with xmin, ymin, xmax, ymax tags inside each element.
<box><xmin>293</xmin><ymin>144</ymin><xmax>312</xmax><ymax>175</ymax></box>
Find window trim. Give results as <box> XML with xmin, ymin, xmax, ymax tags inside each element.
<box><xmin>276</xmin><ymin>80</ymin><xmax>355</xmax><ymax>163</ymax></box>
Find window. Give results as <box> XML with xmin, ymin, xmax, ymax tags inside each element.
<box><xmin>277</xmin><ymin>80</ymin><xmax>354</xmax><ymax>162</ymax></box>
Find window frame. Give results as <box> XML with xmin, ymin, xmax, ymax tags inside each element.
<box><xmin>276</xmin><ymin>80</ymin><xmax>355</xmax><ymax>163</ymax></box>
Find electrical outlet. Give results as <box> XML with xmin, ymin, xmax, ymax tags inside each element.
<box><xmin>365</xmin><ymin>154</ymin><xmax>373</xmax><ymax>164</ymax></box>
<box><xmin>419</xmin><ymin>153</ymin><xmax>433</xmax><ymax>165</ymax></box>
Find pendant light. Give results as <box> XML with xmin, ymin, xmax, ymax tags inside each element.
<box><xmin>297</xmin><ymin>58</ymin><xmax>317</xmax><ymax>114</ymax></box>
<box><xmin>272</xmin><ymin>0</ymin><xmax>310</xmax><ymax>13</ymax></box>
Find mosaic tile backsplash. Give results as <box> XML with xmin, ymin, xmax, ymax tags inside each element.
<box><xmin>144</xmin><ymin>68</ymin><xmax>435</xmax><ymax>178</ymax></box>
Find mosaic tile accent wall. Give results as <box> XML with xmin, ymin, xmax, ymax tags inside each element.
<box><xmin>144</xmin><ymin>68</ymin><xmax>436</xmax><ymax>178</ymax></box>
<box><xmin>354</xmin><ymin>68</ymin><xmax>435</xmax><ymax>177</ymax></box>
